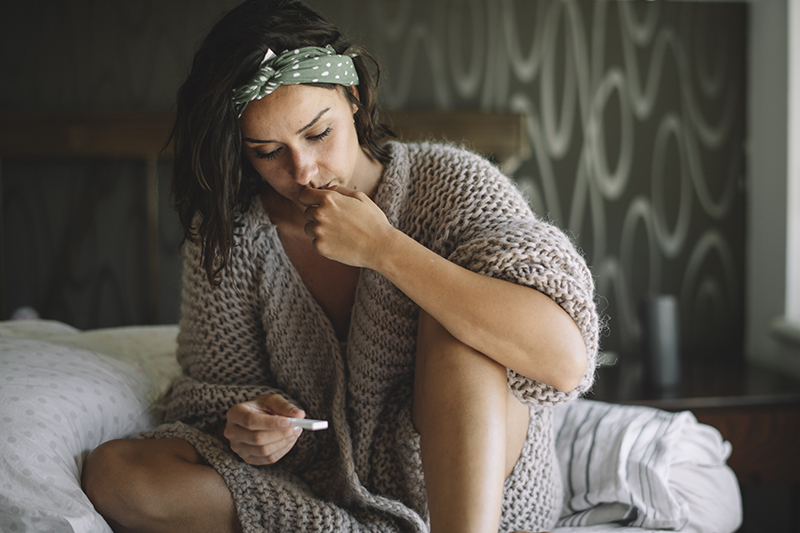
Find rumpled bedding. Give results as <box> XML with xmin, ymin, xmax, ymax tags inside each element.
<box><xmin>0</xmin><ymin>320</ymin><xmax>741</xmax><ymax>533</ymax></box>
<box><xmin>553</xmin><ymin>400</ymin><xmax>742</xmax><ymax>533</ymax></box>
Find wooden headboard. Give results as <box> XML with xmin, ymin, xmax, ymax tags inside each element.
<box><xmin>0</xmin><ymin>109</ymin><xmax>528</xmax><ymax>321</ymax></box>
<box><xmin>0</xmin><ymin>109</ymin><xmax>528</xmax><ymax>169</ymax></box>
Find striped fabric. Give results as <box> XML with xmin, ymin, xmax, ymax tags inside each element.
<box><xmin>552</xmin><ymin>400</ymin><xmax>731</xmax><ymax>530</ymax></box>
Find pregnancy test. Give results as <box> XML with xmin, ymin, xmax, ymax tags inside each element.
<box><xmin>288</xmin><ymin>418</ymin><xmax>329</xmax><ymax>431</ymax></box>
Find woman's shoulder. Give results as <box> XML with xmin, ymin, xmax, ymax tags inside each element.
<box><xmin>385</xmin><ymin>141</ymin><xmax>533</xmax><ymax>232</ymax></box>
<box><xmin>388</xmin><ymin>140</ymin><xmax>522</xmax><ymax>203</ymax></box>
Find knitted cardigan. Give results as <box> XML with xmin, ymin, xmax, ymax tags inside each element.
<box><xmin>146</xmin><ymin>141</ymin><xmax>599</xmax><ymax>532</ymax></box>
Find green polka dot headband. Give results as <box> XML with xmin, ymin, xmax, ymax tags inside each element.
<box><xmin>232</xmin><ymin>45</ymin><xmax>359</xmax><ymax>118</ymax></box>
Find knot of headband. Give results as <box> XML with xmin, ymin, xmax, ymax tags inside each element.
<box><xmin>232</xmin><ymin>44</ymin><xmax>359</xmax><ymax>118</ymax></box>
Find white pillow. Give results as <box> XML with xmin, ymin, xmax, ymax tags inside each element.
<box><xmin>47</xmin><ymin>325</ymin><xmax>182</xmax><ymax>407</ymax></box>
<box><xmin>0</xmin><ymin>322</ymin><xmax>182</xmax><ymax>533</ymax></box>
<box><xmin>552</xmin><ymin>400</ymin><xmax>742</xmax><ymax>533</ymax></box>
<box><xmin>0</xmin><ymin>319</ymin><xmax>80</xmax><ymax>340</ymax></box>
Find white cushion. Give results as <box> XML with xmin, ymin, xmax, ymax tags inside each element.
<box><xmin>0</xmin><ymin>321</ymin><xmax>181</xmax><ymax>533</ymax></box>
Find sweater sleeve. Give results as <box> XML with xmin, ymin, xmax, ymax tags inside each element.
<box><xmin>165</xmin><ymin>228</ymin><xmax>298</xmax><ymax>431</ymax></box>
<box><xmin>448</xmin><ymin>217</ymin><xmax>598</xmax><ymax>407</ymax></box>
<box><xmin>411</xmin><ymin>145</ymin><xmax>599</xmax><ymax>407</ymax></box>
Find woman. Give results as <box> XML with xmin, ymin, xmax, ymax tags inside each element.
<box><xmin>82</xmin><ymin>1</ymin><xmax>599</xmax><ymax>532</ymax></box>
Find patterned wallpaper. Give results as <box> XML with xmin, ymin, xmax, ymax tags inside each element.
<box><xmin>1</xmin><ymin>1</ymin><xmax>747</xmax><ymax>369</ymax></box>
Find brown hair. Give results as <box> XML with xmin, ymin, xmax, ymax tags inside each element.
<box><xmin>170</xmin><ymin>0</ymin><xmax>394</xmax><ymax>285</ymax></box>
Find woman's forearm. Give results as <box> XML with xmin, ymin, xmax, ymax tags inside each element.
<box><xmin>373</xmin><ymin>228</ymin><xmax>587</xmax><ymax>393</ymax></box>
<box><xmin>298</xmin><ymin>185</ymin><xmax>588</xmax><ymax>391</ymax></box>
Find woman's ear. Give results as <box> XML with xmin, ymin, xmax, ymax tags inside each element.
<box><xmin>347</xmin><ymin>85</ymin><xmax>360</xmax><ymax>114</ymax></box>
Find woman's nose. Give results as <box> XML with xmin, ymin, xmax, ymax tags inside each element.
<box><xmin>290</xmin><ymin>149</ymin><xmax>318</xmax><ymax>186</ymax></box>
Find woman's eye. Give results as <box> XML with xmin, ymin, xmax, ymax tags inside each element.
<box><xmin>254</xmin><ymin>148</ymin><xmax>280</xmax><ymax>160</ymax></box>
<box><xmin>309</xmin><ymin>127</ymin><xmax>331</xmax><ymax>142</ymax></box>
<box><xmin>251</xmin><ymin>127</ymin><xmax>329</xmax><ymax>160</ymax></box>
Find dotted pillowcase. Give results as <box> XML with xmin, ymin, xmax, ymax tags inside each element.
<box><xmin>0</xmin><ymin>337</ymin><xmax>157</xmax><ymax>532</ymax></box>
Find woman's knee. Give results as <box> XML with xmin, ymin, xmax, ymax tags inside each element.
<box><xmin>82</xmin><ymin>439</ymin><xmax>143</xmax><ymax>522</ymax></box>
<box><xmin>82</xmin><ymin>438</ymin><xmax>200</xmax><ymax>526</ymax></box>
<box><xmin>81</xmin><ymin>439</ymin><xmax>156</xmax><ymax>504</ymax></box>
<box><xmin>412</xmin><ymin>312</ymin><xmax>508</xmax><ymax>430</ymax></box>
<box><xmin>412</xmin><ymin>311</ymin><xmax>529</xmax><ymax>476</ymax></box>
<box><xmin>82</xmin><ymin>439</ymin><xmax>135</xmax><ymax>493</ymax></box>
<box><xmin>414</xmin><ymin>311</ymin><xmax>501</xmax><ymax>384</ymax></box>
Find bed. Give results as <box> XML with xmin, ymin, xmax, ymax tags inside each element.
<box><xmin>0</xmin><ymin>110</ymin><xmax>742</xmax><ymax>531</ymax></box>
<box><xmin>0</xmin><ymin>319</ymin><xmax>742</xmax><ymax>533</ymax></box>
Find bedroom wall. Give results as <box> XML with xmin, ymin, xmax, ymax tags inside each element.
<box><xmin>0</xmin><ymin>1</ymin><xmax>748</xmax><ymax>378</ymax></box>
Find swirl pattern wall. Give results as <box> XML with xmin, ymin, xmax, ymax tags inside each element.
<box><xmin>345</xmin><ymin>0</ymin><xmax>747</xmax><ymax>363</ymax></box>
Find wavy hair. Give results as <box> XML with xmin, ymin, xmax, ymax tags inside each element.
<box><xmin>170</xmin><ymin>0</ymin><xmax>394</xmax><ymax>285</ymax></box>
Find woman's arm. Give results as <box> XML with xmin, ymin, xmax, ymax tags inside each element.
<box><xmin>376</xmin><ymin>229</ymin><xmax>587</xmax><ymax>392</ymax></box>
<box><xmin>299</xmin><ymin>185</ymin><xmax>589</xmax><ymax>393</ymax></box>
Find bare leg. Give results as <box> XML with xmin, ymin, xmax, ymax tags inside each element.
<box><xmin>82</xmin><ymin>438</ymin><xmax>241</xmax><ymax>533</ymax></box>
<box><xmin>412</xmin><ymin>310</ymin><xmax>530</xmax><ymax>533</ymax></box>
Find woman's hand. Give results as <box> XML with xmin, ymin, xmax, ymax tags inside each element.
<box><xmin>222</xmin><ymin>393</ymin><xmax>306</xmax><ymax>465</ymax></box>
<box><xmin>298</xmin><ymin>185</ymin><xmax>399</xmax><ymax>269</ymax></box>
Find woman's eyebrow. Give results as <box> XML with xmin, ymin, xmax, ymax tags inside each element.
<box><xmin>296</xmin><ymin>107</ymin><xmax>330</xmax><ymax>134</ymax></box>
<box><xmin>243</xmin><ymin>107</ymin><xmax>331</xmax><ymax>144</ymax></box>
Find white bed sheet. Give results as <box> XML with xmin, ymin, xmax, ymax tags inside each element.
<box><xmin>0</xmin><ymin>320</ymin><xmax>742</xmax><ymax>533</ymax></box>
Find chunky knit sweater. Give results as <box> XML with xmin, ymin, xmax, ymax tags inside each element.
<box><xmin>146</xmin><ymin>141</ymin><xmax>599</xmax><ymax>532</ymax></box>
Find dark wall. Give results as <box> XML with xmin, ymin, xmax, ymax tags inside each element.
<box><xmin>1</xmin><ymin>1</ymin><xmax>747</xmax><ymax>369</ymax></box>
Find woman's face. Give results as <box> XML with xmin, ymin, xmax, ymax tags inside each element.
<box><xmin>240</xmin><ymin>84</ymin><xmax>366</xmax><ymax>211</ymax></box>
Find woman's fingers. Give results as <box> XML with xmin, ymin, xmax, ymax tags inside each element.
<box><xmin>298</xmin><ymin>185</ymin><xmax>395</xmax><ymax>268</ymax></box>
<box><xmin>303</xmin><ymin>204</ymin><xmax>318</xmax><ymax>222</ymax></box>
<box><xmin>254</xmin><ymin>393</ymin><xmax>305</xmax><ymax>420</ymax></box>
<box><xmin>223</xmin><ymin>393</ymin><xmax>306</xmax><ymax>465</ymax></box>
<box><xmin>225</xmin><ymin>416</ymin><xmax>298</xmax><ymax>444</ymax></box>
<box><xmin>227</xmin><ymin>402</ymin><xmax>293</xmax><ymax>431</ymax></box>
<box><xmin>229</xmin><ymin>427</ymin><xmax>302</xmax><ymax>465</ymax></box>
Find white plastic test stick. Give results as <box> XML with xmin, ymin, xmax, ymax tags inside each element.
<box><xmin>288</xmin><ymin>418</ymin><xmax>329</xmax><ymax>431</ymax></box>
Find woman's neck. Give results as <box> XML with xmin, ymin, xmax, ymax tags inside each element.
<box><xmin>351</xmin><ymin>152</ymin><xmax>385</xmax><ymax>199</ymax></box>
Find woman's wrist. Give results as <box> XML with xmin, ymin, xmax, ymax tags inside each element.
<box><xmin>369</xmin><ymin>226</ymin><xmax>415</xmax><ymax>277</ymax></box>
